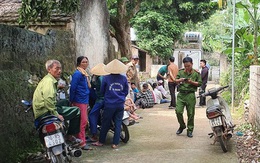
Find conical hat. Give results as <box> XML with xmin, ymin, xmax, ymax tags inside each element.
<box><xmin>104</xmin><ymin>59</ymin><xmax>128</xmax><ymax>74</ymax></box>
<box><xmin>90</xmin><ymin>63</ymin><xmax>110</xmax><ymax>76</ymax></box>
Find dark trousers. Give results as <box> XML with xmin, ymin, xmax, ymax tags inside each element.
<box><xmin>199</xmin><ymin>84</ymin><xmax>207</xmax><ymax>106</ymax></box>
<box><xmin>99</xmin><ymin>105</ymin><xmax>124</xmax><ymax>145</ymax></box>
<box><xmin>89</xmin><ymin>100</ymin><xmax>104</xmax><ymax>135</ymax></box>
<box><xmin>168</xmin><ymin>82</ymin><xmax>177</xmax><ymax>107</ymax></box>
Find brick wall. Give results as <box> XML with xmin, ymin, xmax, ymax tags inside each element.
<box><xmin>249</xmin><ymin>65</ymin><xmax>260</xmax><ymax>129</ymax></box>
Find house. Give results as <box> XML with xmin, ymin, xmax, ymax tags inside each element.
<box><xmin>0</xmin><ymin>0</ymin><xmax>111</xmax><ymax>69</ymax></box>
<box><xmin>0</xmin><ymin>0</ymin><xmax>73</xmax><ymax>34</ymax></box>
<box><xmin>130</xmin><ymin>28</ymin><xmax>154</xmax><ymax>79</ymax></box>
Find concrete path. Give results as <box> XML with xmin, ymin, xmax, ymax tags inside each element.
<box><xmin>74</xmin><ymin>102</ymin><xmax>238</xmax><ymax>163</ymax></box>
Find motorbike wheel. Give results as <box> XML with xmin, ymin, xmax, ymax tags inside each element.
<box><xmin>218</xmin><ymin>135</ymin><xmax>228</xmax><ymax>153</ymax></box>
<box><xmin>120</xmin><ymin>123</ymin><xmax>130</xmax><ymax>143</ymax></box>
<box><xmin>49</xmin><ymin>154</ymin><xmax>66</xmax><ymax>163</ymax></box>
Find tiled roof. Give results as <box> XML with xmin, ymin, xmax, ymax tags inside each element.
<box><xmin>0</xmin><ymin>0</ymin><xmax>71</xmax><ymax>23</ymax></box>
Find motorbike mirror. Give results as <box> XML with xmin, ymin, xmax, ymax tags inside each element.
<box><xmin>21</xmin><ymin>100</ymin><xmax>31</xmax><ymax>106</ymax></box>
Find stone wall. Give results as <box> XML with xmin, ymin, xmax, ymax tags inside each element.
<box><xmin>249</xmin><ymin>65</ymin><xmax>260</xmax><ymax>130</ymax></box>
<box><xmin>0</xmin><ymin>24</ymin><xmax>75</xmax><ymax>74</ymax></box>
<box><xmin>0</xmin><ymin>24</ymin><xmax>75</xmax><ymax>162</ymax></box>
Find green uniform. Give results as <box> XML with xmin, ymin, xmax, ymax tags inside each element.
<box><xmin>176</xmin><ymin>69</ymin><xmax>202</xmax><ymax>132</ymax></box>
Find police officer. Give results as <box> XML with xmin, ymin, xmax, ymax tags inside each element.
<box><xmin>174</xmin><ymin>57</ymin><xmax>202</xmax><ymax>138</ymax></box>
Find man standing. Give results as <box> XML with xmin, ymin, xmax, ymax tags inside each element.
<box><xmin>126</xmin><ymin>55</ymin><xmax>140</xmax><ymax>100</ymax></box>
<box><xmin>174</xmin><ymin>57</ymin><xmax>202</xmax><ymax>138</ymax></box>
<box><xmin>167</xmin><ymin>56</ymin><xmax>178</xmax><ymax>109</ymax></box>
<box><xmin>126</xmin><ymin>55</ymin><xmax>139</xmax><ymax>86</ymax></box>
<box><xmin>199</xmin><ymin>59</ymin><xmax>209</xmax><ymax>106</ymax></box>
<box><xmin>157</xmin><ymin>65</ymin><xmax>168</xmax><ymax>88</ymax></box>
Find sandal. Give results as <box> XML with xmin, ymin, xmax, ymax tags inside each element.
<box><xmin>81</xmin><ymin>144</ymin><xmax>93</xmax><ymax>150</ymax></box>
<box><xmin>128</xmin><ymin>120</ymin><xmax>135</xmax><ymax>126</ymax></box>
<box><xmin>111</xmin><ymin>144</ymin><xmax>118</xmax><ymax>149</ymax></box>
<box><xmin>86</xmin><ymin>136</ymin><xmax>98</xmax><ymax>142</ymax></box>
<box><xmin>92</xmin><ymin>142</ymin><xmax>103</xmax><ymax>147</ymax></box>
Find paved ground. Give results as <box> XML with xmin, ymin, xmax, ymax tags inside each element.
<box><xmin>74</xmin><ymin>101</ymin><xmax>238</xmax><ymax>163</ymax></box>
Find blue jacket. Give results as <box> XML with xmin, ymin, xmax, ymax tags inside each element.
<box><xmin>101</xmin><ymin>74</ymin><xmax>128</xmax><ymax>108</ymax></box>
<box><xmin>69</xmin><ymin>70</ymin><xmax>90</xmax><ymax>104</ymax></box>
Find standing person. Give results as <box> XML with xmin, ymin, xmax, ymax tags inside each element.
<box><xmin>70</xmin><ymin>56</ymin><xmax>92</xmax><ymax>150</ymax></box>
<box><xmin>157</xmin><ymin>65</ymin><xmax>168</xmax><ymax>88</ymax></box>
<box><xmin>92</xmin><ymin>59</ymin><xmax>128</xmax><ymax>149</ymax></box>
<box><xmin>33</xmin><ymin>60</ymin><xmax>81</xmax><ymax>144</ymax></box>
<box><xmin>126</xmin><ymin>55</ymin><xmax>140</xmax><ymax>89</ymax></box>
<box><xmin>88</xmin><ymin>63</ymin><xmax>110</xmax><ymax>142</ymax></box>
<box><xmin>126</xmin><ymin>55</ymin><xmax>140</xmax><ymax>100</ymax></box>
<box><xmin>199</xmin><ymin>59</ymin><xmax>209</xmax><ymax>106</ymax></box>
<box><xmin>174</xmin><ymin>57</ymin><xmax>202</xmax><ymax>138</ymax></box>
<box><xmin>167</xmin><ymin>56</ymin><xmax>179</xmax><ymax>109</ymax></box>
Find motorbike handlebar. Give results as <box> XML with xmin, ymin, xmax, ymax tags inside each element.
<box><xmin>21</xmin><ymin>100</ymin><xmax>32</xmax><ymax>113</ymax></box>
<box><xmin>197</xmin><ymin>85</ymin><xmax>229</xmax><ymax>98</ymax></box>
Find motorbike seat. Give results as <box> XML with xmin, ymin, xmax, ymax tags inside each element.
<box><xmin>206</xmin><ymin>105</ymin><xmax>221</xmax><ymax>112</ymax></box>
<box><xmin>206</xmin><ymin>105</ymin><xmax>223</xmax><ymax>119</ymax></box>
<box><xmin>37</xmin><ymin>115</ymin><xmax>61</xmax><ymax>129</ymax></box>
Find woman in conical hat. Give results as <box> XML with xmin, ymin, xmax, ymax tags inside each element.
<box><xmin>104</xmin><ymin>59</ymin><xmax>128</xmax><ymax>74</ymax></box>
<box><xmin>90</xmin><ymin>63</ymin><xmax>110</xmax><ymax>76</ymax></box>
<box><xmin>92</xmin><ymin>59</ymin><xmax>129</xmax><ymax>149</ymax></box>
<box><xmin>88</xmin><ymin>63</ymin><xmax>109</xmax><ymax>142</ymax></box>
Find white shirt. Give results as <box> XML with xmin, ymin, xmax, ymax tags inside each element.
<box><xmin>153</xmin><ymin>88</ymin><xmax>163</xmax><ymax>104</ymax></box>
<box><xmin>157</xmin><ymin>85</ymin><xmax>167</xmax><ymax>97</ymax></box>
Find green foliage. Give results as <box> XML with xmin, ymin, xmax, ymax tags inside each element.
<box><xmin>195</xmin><ymin>10</ymin><xmax>232</xmax><ymax>53</ymax></box>
<box><xmin>203</xmin><ymin>1</ymin><xmax>260</xmax><ymax>108</ymax></box>
<box><xmin>132</xmin><ymin>10</ymin><xmax>182</xmax><ymax>58</ymax></box>
<box><xmin>18</xmin><ymin>0</ymin><xmax>80</xmax><ymax>25</ymax></box>
<box><xmin>232</xmin><ymin>0</ymin><xmax>260</xmax><ymax>64</ymax></box>
<box><xmin>219</xmin><ymin>57</ymin><xmax>250</xmax><ymax>107</ymax></box>
<box><xmin>221</xmin><ymin>89</ymin><xmax>232</xmax><ymax>104</ymax></box>
<box><xmin>236</xmin><ymin>122</ymin><xmax>252</xmax><ymax>132</ymax></box>
<box><xmin>131</xmin><ymin>0</ymin><xmax>218</xmax><ymax>58</ymax></box>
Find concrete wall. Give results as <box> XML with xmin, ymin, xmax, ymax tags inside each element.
<box><xmin>75</xmin><ymin>0</ymin><xmax>111</xmax><ymax>68</ymax></box>
<box><xmin>151</xmin><ymin>65</ymin><xmax>165</xmax><ymax>78</ymax></box>
<box><xmin>210</xmin><ymin>66</ymin><xmax>220</xmax><ymax>82</ymax></box>
<box><xmin>249</xmin><ymin>65</ymin><xmax>260</xmax><ymax>130</ymax></box>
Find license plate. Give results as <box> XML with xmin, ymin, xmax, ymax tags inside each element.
<box><xmin>209</xmin><ymin>117</ymin><xmax>222</xmax><ymax>127</ymax></box>
<box><xmin>44</xmin><ymin>132</ymin><xmax>64</xmax><ymax>148</ymax></box>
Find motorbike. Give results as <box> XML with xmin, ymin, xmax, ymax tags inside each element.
<box><xmin>21</xmin><ymin>100</ymin><xmax>82</xmax><ymax>163</ymax></box>
<box><xmin>198</xmin><ymin>85</ymin><xmax>235</xmax><ymax>152</ymax></box>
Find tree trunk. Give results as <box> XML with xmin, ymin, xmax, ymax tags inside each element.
<box><xmin>253</xmin><ymin>6</ymin><xmax>258</xmax><ymax>65</ymax></box>
<box><xmin>113</xmin><ymin>21</ymin><xmax>132</xmax><ymax>58</ymax></box>
<box><xmin>109</xmin><ymin>0</ymin><xmax>138</xmax><ymax>59</ymax></box>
